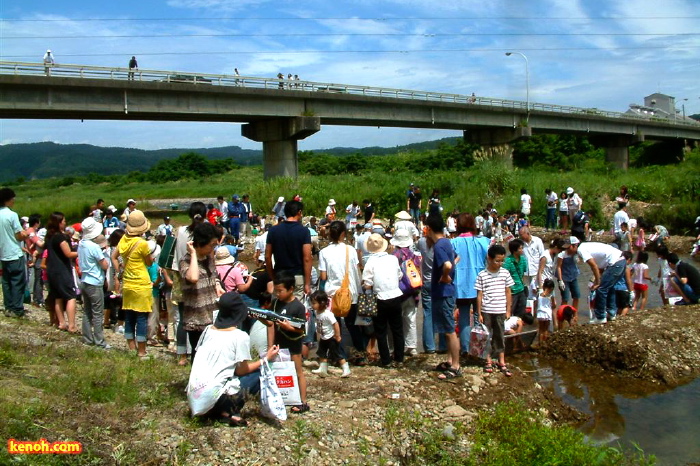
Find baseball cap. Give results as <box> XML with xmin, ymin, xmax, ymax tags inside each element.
<box><xmin>569</xmin><ymin>236</ymin><xmax>580</xmax><ymax>245</ymax></box>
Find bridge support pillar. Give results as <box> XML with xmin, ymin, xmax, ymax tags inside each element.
<box><xmin>591</xmin><ymin>134</ymin><xmax>644</xmax><ymax>171</ymax></box>
<box><xmin>242</xmin><ymin>117</ymin><xmax>320</xmax><ymax>179</ymax></box>
<box><xmin>463</xmin><ymin>127</ymin><xmax>532</xmax><ymax>167</ymax></box>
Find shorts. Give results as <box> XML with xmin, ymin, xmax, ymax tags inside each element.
<box><xmin>561</xmin><ymin>279</ymin><xmax>580</xmax><ymax>302</ymax></box>
<box><xmin>317</xmin><ymin>338</ymin><xmax>341</xmax><ymax>362</ymax></box>
<box><xmin>432</xmin><ymin>295</ymin><xmax>456</xmax><ymax>334</ymax></box>
<box><xmin>615</xmin><ymin>290</ymin><xmax>630</xmax><ymax>309</ymax></box>
<box><xmin>633</xmin><ymin>283</ymin><xmax>648</xmax><ymax>292</ymax></box>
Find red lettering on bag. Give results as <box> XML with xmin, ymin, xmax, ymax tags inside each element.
<box><xmin>275</xmin><ymin>376</ymin><xmax>294</xmax><ymax>388</ymax></box>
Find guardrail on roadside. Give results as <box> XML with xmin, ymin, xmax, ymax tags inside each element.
<box><xmin>1</xmin><ymin>61</ymin><xmax>697</xmax><ymax>127</ymax></box>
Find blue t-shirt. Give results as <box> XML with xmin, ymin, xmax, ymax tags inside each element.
<box><xmin>451</xmin><ymin>234</ymin><xmax>490</xmax><ymax>299</ymax></box>
<box><xmin>267</xmin><ymin>220</ymin><xmax>311</xmax><ymax>275</ymax></box>
<box><xmin>0</xmin><ymin>207</ymin><xmax>23</xmax><ymax>261</ymax></box>
<box><xmin>432</xmin><ymin>237</ymin><xmax>455</xmax><ymax>298</ymax></box>
<box><xmin>78</xmin><ymin>239</ymin><xmax>107</xmax><ymax>286</ymax></box>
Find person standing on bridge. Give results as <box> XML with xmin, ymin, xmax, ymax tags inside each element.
<box><xmin>128</xmin><ymin>56</ymin><xmax>138</xmax><ymax>80</ymax></box>
<box><xmin>43</xmin><ymin>50</ymin><xmax>55</xmax><ymax>76</ymax></box>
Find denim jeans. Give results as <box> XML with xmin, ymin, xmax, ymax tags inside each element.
<box><xmin>546</xmin><ymin>208</ymin><xmax>557</xmax><ymax>230</ymax></box>
<box><xmin>410</xmin><ymin>208</ymin><xmax>421</xmax><ymax>225</ymax></box>
<box><xmin>594</xmin><ymin>259</ymin><xmax>627</xmax><ymax>319</ymax></box>
<box><xmin>421</xmin><ymin>284</ymin><xmax>435</xmax><ymax>352</ymax></box>
<box><xmin>33</xmin><ymin>258</ymin><xmax>44</xmax><ymax>305</ymax></box>
<box><xmin>124</xmin><ymin>310</ymin><xmax>149</xmax><ymax>342</ymax></box>
<box><xmin>1</xmin><ymin>257</ymin><xmax>27</xmax><ymax>315</ymax></box>
<box><xmin>456</xmin><ymin>298</ymin><xmax>477</xmax><ymax>354</ymax></box>
<box><xmin>210</xmin><ymin>370</ymin><xmax>261</xmax><ymax>417</ymax></box>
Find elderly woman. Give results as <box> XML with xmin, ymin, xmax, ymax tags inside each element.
<box><xmin>112</xmin><ymin>210</ymin><xmax>153</xmax><ymax>358</ymax></box>
<box><xmin>180</xmin><ymin>222</ymin><xmax>225</xmax><ymax>362</ymax></box>
<box><xmin>362</xmin><ymin>233</ymin><xmax>404</xmax><ymax>367</ymax></box>
<box><xmin>187</xmin><ymin>291</ymin><xmax>280</xmax><ymax>426</ymax></box>
<box><xmin>451</xmin><ymin>213</ymin><xmax>490</xmax><ymax>355</ymax></box>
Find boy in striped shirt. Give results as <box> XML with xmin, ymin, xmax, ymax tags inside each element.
<box><xmin>476</xmin><ymin>245</ymin><xmax>514</xmax><ymax>377</ymax></box>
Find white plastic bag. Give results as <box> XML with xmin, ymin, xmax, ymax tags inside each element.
<box><xmin>259</xmin><ymin>359</ymin><xmax>287</xmax><ymax>421</ymax></box>
<box><xmin>270</xmin><ymin>360</ymin><xmax>302</xmax><ymax>406</ymax></box>
<box><xmin>468</xmin><ymin>323</ymin><xmax>490</xmax><ymax>359</ymax></box>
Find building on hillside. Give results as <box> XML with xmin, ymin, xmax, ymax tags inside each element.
<box><xmin>627</xmin><ymin>93</ymin><xmax>698</xmax><ymax>124</ymax></box>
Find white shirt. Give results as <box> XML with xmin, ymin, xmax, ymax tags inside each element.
<box><xmin>394</xmin><ymin>220</ymin><xmax>419</xmax><ymax>238</ymax></box>
<box><xmin>547</xmin><ymin>191</ymin><xmax>558</xmax><ymax>208</ymax></box>
<box><xmin>542</xmin><ymin>250</ymin><xmax>556</xmax><ymax>282</ymax></box>
<box><xmin>318</xmin><ymin>243</ymin><xmax>361</xmax><ymax>303</ymax></box>
<box><xmin>186</xmin><ymin>327</ymin><xmax>251</xmax><ymax>415</ymax></box>
<box><xmin>362</xmin><ymin>252</ymin><xmax>402</xmax><ymax>300</ymax></box>
<box><xmin>354</xmin><ymin>231</ymin><xmax>371</xmax><ymax>261</ymax></box>
<box><xmin>315</xmin><ymin>310</ymin><xmax>337</xmax><ymax>340</ymax></box>
<box><xmin>254</xmin><ymin>232</ymin><xmax>268</xmax><ymax>262</ymax></box>
<box><xmin>576</xmin><ymin>242</ymin><xmax>623</xmax><ymax>269</ymax></box>
<box><xmin>218</xmin><ymin>201</ymin><xmax>229</xmax><ymax>223</ymax></box>
<box><xmin>522</xmin><ymin>236</ymin><xmax>545</xmax><ymax>277</ymax></box>
<box><xmin>520</xmin><ymin>194</ymin><xmax>532</xmax><ymax>211</ymax></box>
<box><xmin>345</xmin><ymin>204</ymin><xmax>360</xmax><ymax>221</ymax></box>
<box><xmin>613</xmin><ymin>210</ymin><xmax>629</xmax><ymax>234</ymax></box>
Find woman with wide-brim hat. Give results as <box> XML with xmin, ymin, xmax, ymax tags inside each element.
<box><xmin>111</xmin><ymin>210</ymin><xmax>154</xmax><ymax>359</ymax></box>
<box><xmin>361</xmin><ymin>233</ymin><xmax>404</xmax><ymax>367</ymax></box>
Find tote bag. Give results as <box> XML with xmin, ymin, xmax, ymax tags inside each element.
<box><xmin>259</xmin><ymin>359</ymin><xmax>287</xmax><ymax>421</ymax></box>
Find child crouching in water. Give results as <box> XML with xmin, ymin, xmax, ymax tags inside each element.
<box><xmin>536</xmin><ymin>279</ymin><xmax>556</xmax><ymax>344</ymax></box>
<box><xmin>310</xmin><ymin>290</ymin><xmax>351</xmax><ymax>378</ymax></box>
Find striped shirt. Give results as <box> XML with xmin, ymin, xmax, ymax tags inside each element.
<box><xmin>475</xmin><ymin>267</ymin><xmax>514</xmax><ymax>314</ymax></box>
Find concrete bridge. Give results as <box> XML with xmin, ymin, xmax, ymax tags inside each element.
<box><xmin>2</xmin><ymin>61</ymin><xmax>699</xmax><ymax>178</ymax></box>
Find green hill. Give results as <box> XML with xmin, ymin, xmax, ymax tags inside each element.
<box><xmin>0</xmin><ymin>138</ymin><xmax>459</xmax><ymax>182</ymax></box>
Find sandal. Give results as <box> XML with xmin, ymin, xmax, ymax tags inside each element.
<box><xmin>433</xmin><ymin>361</ymin><xmax>452</xmax><ymax>372</ymax></box>
<box><xmin>496</xmin><ymin>364</ymin><xmax>512</xmax><ymax>377</ymax></box>
<box><xmin>437</xmin><ymin>367</ymin><xmax>462</xmax><ymax>380</ymax></box>
<box><xmin>483</xmin><ymin>363</ymin><xmax>494</xmax><ymax>374</ymax></box>
<box><xmin>291</xmin><ymin>403</ymin><xmax>310</xmax><ymax>414</ymax></box>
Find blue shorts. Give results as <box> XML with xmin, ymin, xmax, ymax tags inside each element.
<box><xmin>432</xmin><ymin>295</ymin><xmax>456</xmax><ymax>334</ymax></box>
<box><xmin>561</xmin><ymin>279</ymin><xmax>580</xmax><ymax>302</ymax></box>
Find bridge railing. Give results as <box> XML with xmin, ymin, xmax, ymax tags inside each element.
<box><xmin>1</xmin><ymin>61</ymin><xmax>697</xmax><ymax>127</ymax></box>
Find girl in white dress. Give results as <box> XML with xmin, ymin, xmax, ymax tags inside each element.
<box><xmin>536</xmin><ymin>279</ymin><xmax>556</xmax><ymax>344</ymax></box>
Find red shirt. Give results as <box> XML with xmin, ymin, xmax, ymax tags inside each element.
<box><xmin>207</xmin><ymin>208</ymin><xmax>222</xmax><ymax>225</ymax></box>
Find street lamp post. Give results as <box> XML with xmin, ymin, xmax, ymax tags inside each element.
<box><xmin>505</xmin><ymin>51</ymin><xmax>530</xmax><ymax>118</ymax></box>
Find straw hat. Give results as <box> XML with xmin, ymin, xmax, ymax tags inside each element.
<box><xmin>80</xmin><ymin>217</ymin><xmax>103</xmax><ymax>241</ymax></box>
<box><xmin>125</xmin><ymin>210</ymin><xmax>150</xmax><ymax>235</ymax></box>
<box><xmin>395</xmin><ymin>210</ymin><xmax>411</xmax><ymax>221</ymax></box>
<box><xmin>365</xmin><ymin>233</ymin><xmax>388</xmax><ymax>254</ymax></box>
<box><xmin>390</xmin><ymin>229</ymin><xmax>413</xmax><ymax>248</ymax></box>
<box><xmin>215</xmin><ymin>247</ymin><xmax>236</xmax><ymax>265</ymax></box>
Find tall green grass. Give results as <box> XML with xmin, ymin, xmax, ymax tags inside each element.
<box><xmin>9</xmin><ymin>147</ymin><xmax>700</xmax><ymax>234</ymax></box>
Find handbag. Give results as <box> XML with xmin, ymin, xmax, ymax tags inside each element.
<box><xmin>357</xmin><ymin>289</ymin><xmax>378</xmax><ymax>317</ymax></box>
<box><xmin>331</xmin><ymin>246</ymin><xmax>352</xmax><ymax>318</ymax></box>
<box><xmin>259</xmin><ymin>359</ymin><xmax>287</xmax><ymax>421</ymax></box>
<box><xmin>270</xmin><ymin>360</ymin><xmax>302</xmax><ymax>406</ymax></box>
<box><xmin>468</xmin><ymin>323</ymin><xmax>490</xmax><ymax>359</ymax></box>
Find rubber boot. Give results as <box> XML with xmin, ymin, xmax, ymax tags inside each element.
<box><xmin>340</xmin><ymin>362</ymin><xmax>352</xmax><ymax>378</ymax></box>
<box><xmin>312</xmin><ymin>362</ymin><xmax>329</xmax><ymax>377</ymax></box>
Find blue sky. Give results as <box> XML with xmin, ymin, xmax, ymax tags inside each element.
<box><xmin>1</xmin><ymin>0</ymin><xmax>699</xmax><ymax>150</ymax></box>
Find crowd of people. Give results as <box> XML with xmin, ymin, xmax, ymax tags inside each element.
<box><xmin>2</xmin><ymin>184</ymin><xmax>699</xmax><ymax>427</ymax></box>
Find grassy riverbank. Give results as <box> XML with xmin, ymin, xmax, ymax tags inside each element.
<box><xmin>0</xmin><ymin>310</ymin><xmax>655</xmax><ymax>465</ymax></box>
<box><xmin>8</xmin><ymin>146</ymin><xmax>700</xmax><ymax>234</ymax></box>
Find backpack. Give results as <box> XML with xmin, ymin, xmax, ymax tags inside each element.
<box><xmin>331</xmin><ymin>246</ymin><xmax>352</xmax><ymax>318</ymax></box>
<box><xmin>396</xmin><ymin>248</ymin><xmax>422</xmax><ymax>296</ymax></box>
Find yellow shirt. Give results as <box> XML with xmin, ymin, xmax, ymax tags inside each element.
<box><xmin>118</xmin><ymin>235</ymin><xmax>152</xmax><ymax>312</ymax></box>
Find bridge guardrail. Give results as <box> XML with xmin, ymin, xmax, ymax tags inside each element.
<box><xmin>1</xmin><ymin>61</ymin><xmax>697</xmax><ymax>127</ymax></box>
